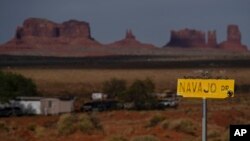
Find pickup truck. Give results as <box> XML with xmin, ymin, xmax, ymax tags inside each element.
<box><xmin>81</xmin><ymin>100</ymin><xmax>122</xmax><ymax>112</ymax></box>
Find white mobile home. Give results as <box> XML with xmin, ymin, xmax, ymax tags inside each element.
<box><xmin>41</xmin><ymin>97</ymin><xmax>74</xmax><ymax>115</ymax></box>
<box><xmin>12</xmin><ymin>96</ymin><xmax>75</xmax><ymax>115</ymax></box>
<box><xmin>12</xmin><ymin>97</ymin><xmax>42</xmax><ymax>115</ymax></box>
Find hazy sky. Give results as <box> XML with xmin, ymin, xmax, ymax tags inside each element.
<box><xmin>0</xmin><ymin>0</ymin><xmax>249</xmax><ymax>47</ymax></box>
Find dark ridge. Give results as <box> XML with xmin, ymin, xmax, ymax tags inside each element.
<box><xmin>1</xmin><ymin>55</ymin><xmax>250</xmax><ymax>69</ymax></box>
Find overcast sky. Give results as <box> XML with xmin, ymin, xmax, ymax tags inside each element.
<box><xmin>0</xmin><ymin>0</ymin><xmax>249</xmax><ymax>47</ymax></box>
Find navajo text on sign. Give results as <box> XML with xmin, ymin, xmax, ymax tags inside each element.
<box><xmin>177</xmin><ymin>79</ymin><xmax>235</xmax><ymax>99</ymax></box>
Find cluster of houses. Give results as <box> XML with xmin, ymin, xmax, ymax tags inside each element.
<box><xmin>0</xmin><ymin>90</ymin><xmax>179</xmax><ymax>116</ymax></box>
<box><xmin>0</xmin><ymin>96</ymin><xmax>75</xmax><ymax>115</ymax></box>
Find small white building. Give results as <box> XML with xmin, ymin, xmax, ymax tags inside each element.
<box><xmin>91</xmin><ymin>93</ymin><xmax>107</xmax><ymax>101</ymax></box>
<box><xmin>41</xmin><ymin>97</ymin><xmax>74</xmax><ymax>115</ymax></box>
<box><xmin>12</xmin><ymin>96</ymin><xmax>75</xmax><ymax>115</ymax></box>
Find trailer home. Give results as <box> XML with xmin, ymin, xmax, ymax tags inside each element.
<box><xmin>41</xmin><ymin>97</ymin><xmax>74</xmax><ymax>115</ymax></box>
<box><xmin>12</xmin><ymin>96</ymin><xmax>75</xmax><ymax>115</ymax></box>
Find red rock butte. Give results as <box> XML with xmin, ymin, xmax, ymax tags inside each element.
<box><xmin>7</xmin><ymin>18</ymin><xmax>100</xmax><ymax>47</ymax></box>
<box><xmin>165</xmin><ymin>29</ymin><xmax>206</xmax><ymax>48</ymax></box>
<box><xmin>164</xmin><ymin>25</ymin><xmax>248</xmax><ymax>52</ymax></box>
<box><xmin>218</xmin><ymin>25</ymin><xmax>248</xmax><ymax>52</ymax></box>
<box><xmin>0</xmin><ymin>18</ymin><xmax>248</xmax><ymax>57</ymax></box>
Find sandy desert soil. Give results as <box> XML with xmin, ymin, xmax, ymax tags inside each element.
<box><xmin>0</xmin><ymin>68</ymin><xmax>250</xmax><ymax>141</ymax></box>
<box><xmin>0</xmin><ymin>94</ymin><xmax>249</xmax><ymax>141</ymax></box>
<box><xmin>3</xmin><ymin>68</ymin><xmax>250</xmax><ymax>95</ymax></box>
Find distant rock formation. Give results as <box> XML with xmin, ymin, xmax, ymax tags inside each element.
<box><xmin>227</xmin><ymin>25</ymin><xmax>241</xmax><ymax>44</ymax></box>
<box><xmin>9</xmin><ymin>18</ymin><xmax>99</xmax><ymax>47</ymax></box>
<box><xmin>125</xmin><ymin>29</ymin><xmax>136</xmax><ymax>40</ymax></box>
<box><xmin>207</xmin><ymin>30</ymin><xmax>217</xmax><ymax>48</ymax></box>
<box><xmin>15</xmin><ymin>18</ymin><xmax>57</xmax><ymax>39</ymax></box>
<box><xmin>0</xmin><ymin>18</ymin><xmax>248</xmax><ymax>57</ymax></box>
<box><xmin>108</xmin><ymin>29</ymin><xmax>155</xmax><ymax>48</ymax></box>
<box><xmin>218</xmin><ymin>25</ymin><xmax>247</xmax><ymax>51</ymax></box>
<box><xmin>164</xmin><ymin>29</ymin><xmax>206</xmax><ymax>48</ymax></box>
<box><xmin>60</xmin><ymin>20</ymin><xmax>94</xmax><ymax>40</ymax></box>
<box><xmin>164</xmin><ymin>25</ymin><xmax>248</xmax><ymax>52</ymax></box>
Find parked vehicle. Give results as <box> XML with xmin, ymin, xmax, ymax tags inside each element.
<box><xmin>157</xmin><ymin>91</ymin><xmax>179</xmax><ymax>108</ymax></box>
<box><xmin>158</xmin><ymin>99</ymin><xmax>178</xmax><ymax>108</ymax></box>
<box><xmin>81</xmin><ymin>100</ymin><xmax>122</xmax><ymax>112</ymax></box>
<box><xmin>0</xmin><ymin>107</ymin><xmax>23</xmax><ymax>117</ymax></box>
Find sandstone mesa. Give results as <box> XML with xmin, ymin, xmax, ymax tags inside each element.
<box><xmin>0</xmin><ymin>18</ymin><xmax>248</xmax><ymax>56</ymax></box>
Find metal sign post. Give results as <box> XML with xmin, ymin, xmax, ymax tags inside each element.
<box><xmin>202</xmin><ymin>98</ymin><xmax>207</xmax><ymax>141</ymax></box>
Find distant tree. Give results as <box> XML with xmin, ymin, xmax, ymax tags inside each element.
<box><xmin>0</xmin><ymin>71</ymin><xmax>37</xmax><ymax>103</ymax></box>
<box><xmin>102</xmin><ymin>78</ymin><xmax>127</xmax><ymax>99</ymax></box>
<box><xmin>121</xmin><ymin>78</ymin><xmax>157</xmax><ymax>109</ymax></box>
<box><xmin>143</xmin><ymin>78</ymin><xmax>155</xmax><ymax>94</ymax></box>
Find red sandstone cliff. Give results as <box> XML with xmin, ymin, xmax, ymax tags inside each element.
<box><xmin>207</xmin><ymin>30</ymin><xmax>217</xmax><ymax>48</ymax></box>
<box><xmin>164</xmin><ymin>29</ymin><xmax>206</xmax><ymax>48</ymax></box>
<box><xmin>7</xmin><ymin>18</ymin><xmax>100</xmax><ymax>47</ymax></box>
<box><xmin>218</xmin><ymin>25</ymin><xmax>247</xmax><ymax>52</ymax></box>
<box><xmin>164</xmin><ymin>25</ymin><xmax>248</xmax><ymax>52</ymax></box>
<box><xmin>0</xmin><ymin>18</ymin><xmax>248</xmax><ymax>57</ymax></box>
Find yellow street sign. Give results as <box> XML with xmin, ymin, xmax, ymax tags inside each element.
<box><xmin>177</xmin><ymin>79</ymin><xmax>235</xmax><ymax>99</ymax></box>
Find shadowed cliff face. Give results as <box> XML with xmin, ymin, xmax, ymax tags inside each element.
<box><xmin>165</xmin><ymin>29</ymin><xmax>206</xmax><ymax>48</ymax></box>
<box><xmin>164</xmin><ymin>25</ymin><xmax>247</xmax><ymax>52</ymax></box>
<box><xmin>60</xmin><ymin>20</ymin><xmax>93</xmax><ymax>39</ymax></box>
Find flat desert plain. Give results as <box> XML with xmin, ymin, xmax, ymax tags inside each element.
<box><xmin>1</xmin><ymin>68</ymin><xmax>250</xmax><ymax>141</ymax></box>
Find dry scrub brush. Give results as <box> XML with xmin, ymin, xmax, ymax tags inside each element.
<box><xmin>57</xmin><ymin>113</ymin><xmax>102</xmax><ymax>135</ymax></box>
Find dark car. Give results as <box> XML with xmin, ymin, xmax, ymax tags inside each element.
<box><xmin>81</xmin><ymin>100</ymin><xmax>122</xmax><ymax>112</ymax></box>
<box><xmin>0</xmin><ymin>107</ymin><xmax>23</xmax><ymax>117</ymax></box>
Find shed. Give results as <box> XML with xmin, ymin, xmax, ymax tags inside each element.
<box><xmin>12</xmin><ymin>96</ymin><xmax>75</xmax><ymax>115</ymax></box>
<box><xmin>41</xmin><ymin>97</ymin><xmax>75</xmax><ymax>115</ymax></box>
<box><xmin>92</xmin><ymin>93</ymin><xmax>107</xmax><ymax>101</ymax></box>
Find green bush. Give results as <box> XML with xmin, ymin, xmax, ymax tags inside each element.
<box><xmin>0</xmin><ymin>122</ymin><xmax>9</xmax><ymax>132</ymax></box>
<box><xmin>102</xmin><ymin>78</ymin><xmax>127</xmax><ymax>99</ymax></box>
<box><xmin>106</xmin><ymin>135</ymin><xmax>128</xmax><ymax>141</ymax></box>
<box><xmin>220</xmin><ymin>131</ymin><xmax>229</xmax><ymax>141</ymax></box>
<box><xmin>27</xmin><ymin>123</ymin><xmax>36</xmax><ymax>132</ymax></box>
<box><xmin>207</xmin><ymin>129</ymin><xmax>220</xmax><ymax>138</ymax></box>
<box><xmin>146</xmin><ymin>114</ymin><xmax>165</xmax><ymax>127</ymax></box>
<box><xmin>169</xmin><ymin>119</ymin><xmax>197</xmax><ymax>135</ymax></box>
<box><xmin>27</xmin><ymin>123</ymin><xmax>45</xmax><ymax>137</ymax></box>
<box><xmin>121</xmin><ymin>79</ymin><xmax>157</xmax><ymax>110</ymax></box>
<box><xmin>57</xmin><ymin>114</ymin><xmax>76</xmax><ymax>135</ymax></box>
<box><xmin>78</xmin><ymin>114</ymin><xmax>95</xmax><ymax>133</ymax></box>
<box><xmin>131</xmin><ymin>135</ymin><xmax>159</xmax><ymax>141</ymax></box>
<box><xmin>0</xmin><ymin>71</ymin><xmax>37</xmax><ymax>103</ymax></box>
<box><xmin>57</xmin><ymin>113</ymin><xmax>102</xmax><ymax>135</ymax></box>
<box><xmin>89</xmin><ymin>113</ymin><xmax>103</xmax><ymax>130</ymax></box>
<box><xmin>161</xmin><ymin>120</ymin><xmax>170</xmax><ymax>129</ymax></box>
<box><xmin>34</xmin><ymin>126</ymin><xmax>45</xmax><ymax>137</ymax></box>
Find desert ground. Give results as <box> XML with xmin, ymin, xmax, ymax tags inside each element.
<box><xmin>1</xmin><ymin>68</ymin><xmax>250</xmax><ymax>141</ymax></box>
<box><xmin>3</xmin><ymin>68</ymin><xmax>250</xmax><ymax>95</ymax></box>
<box><xmin>0</xmin><ymin>95</ymin><xmax>249</xmax><ymax>141</ymax></box>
